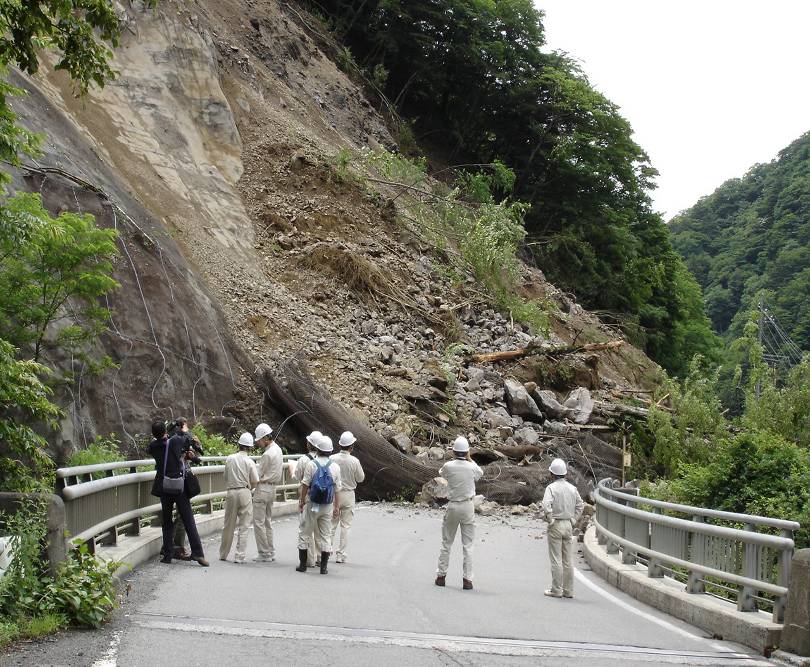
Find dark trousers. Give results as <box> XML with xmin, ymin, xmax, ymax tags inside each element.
<box><xmin>160</xmin><ymin>493</ymin><xmax>204</xmax><ymax>559</ymax></box>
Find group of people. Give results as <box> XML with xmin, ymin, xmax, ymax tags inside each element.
<box><xmin>149</xmin><ymin>419</ymin><xmax>585</xmax><ymax>597</ymax></box>
<box><xmin>433</xmin><ymin>436</ymin><xmax>585</xmax><ymax>596</ymax></box>
<box><xmin>147</xmin><ymin>418</ymin><xmax>365</xmax><ymax>575</ymax></box>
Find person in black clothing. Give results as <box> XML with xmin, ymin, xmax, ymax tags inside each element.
<box><xmin>149</xmin><ymin>420</ymin><xmax>209</xmax><ymax>566</ymax></box>
<box><xmin>163</xmin><ymin>417</ymin><xmax>202</xmax><ymax>559</ymax></box>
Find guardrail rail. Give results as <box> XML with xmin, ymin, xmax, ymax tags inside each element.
<box><xmin>592</xmin><ymin>480</ymin><xmax>799</xmax><ymax>623</ymax></box>
<box><xmin>56</xmin><ymin>455</ymin><xmax>303</xmax><ymax>551</ymax></box>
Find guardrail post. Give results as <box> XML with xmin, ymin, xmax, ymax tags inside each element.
<box><xmin>773</xmin><ymin>529</ymin><xmax>795</xmax><ymax>623</ymax></box>
<box><xmin>647</xmin><ymin>507</ymin><xmax>664</xmax><ymax>578</ymax></box>
<box><xmin>780</xmin><ymin>548</ymin><xmax>810</xmax><ymax>655</ymax></box>
<box><xmin>687</xmin><ymin>515</ymin><xmax>706</xmax><ymax>594</ymax></box>
<box><xmin>738</xmin><ymin>523</ymin><xmax>758</xmax><ymax>612</ymax></box>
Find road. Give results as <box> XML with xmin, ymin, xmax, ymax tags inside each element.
<box><xmin>1</xmin><ymin>503</ymin><xmax>773</xmax><ymax>666</ymax></box>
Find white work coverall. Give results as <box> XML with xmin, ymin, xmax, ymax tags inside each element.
<box><xmin>219</xmin><ymin>452</ymin><xmax>258</xmax><ymax>562</ymax></box>
<box><xmin>330</xmin><ymin>450</ymin><xmax>365</xmax><ymax>561</ymax></box>
<box><xmin>298</xmin><ymin>457</ymin><xmax>342</xmax><ymax>555</ymax></box>
<box><xmin>253</xmin><ymin>441</ymin><xmax>284</xmax><ymax>558</ymax></box>
<box><xmin>436</xmin><ymin>458</ymin><xmax>483</xmax><ymax>580</ymax></box>
<box><xmin>294</xmin><ymin>452</ymin><xmax>318</xmax><ymax>565</ymax></box>
<box><xmin>541</xmin><ymin>478</ymin><xmax>585</xmax><ymax>596</ymax></box>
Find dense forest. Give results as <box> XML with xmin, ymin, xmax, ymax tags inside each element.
<box><xmin>670</xmin><ymin>132</ymin><xmax>810</xmax><ymax>351</ymax></box>
<box><xmin>307</xmin><ymin>0</ymin><xmax>718</xmax><ymax>375</ymax></box>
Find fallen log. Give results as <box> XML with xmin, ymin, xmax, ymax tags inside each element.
<box><xmin>469</xmin><ymin>340</ymin><xmax>624</xmax><ymax>364</ymax></box>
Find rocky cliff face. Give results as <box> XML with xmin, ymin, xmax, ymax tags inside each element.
<box><xmin>9</xmin><ymin>0</ymin><xmax>658</xmax><ymax>480</ymax></box>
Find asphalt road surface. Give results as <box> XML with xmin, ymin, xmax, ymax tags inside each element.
<box><xmin>1</xmin><ymin>503</ymin><xmax>773</xmax><ymax>666</ymax></box>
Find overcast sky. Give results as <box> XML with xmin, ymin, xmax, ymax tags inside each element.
<box><xmin>537</xmin><ymin>1</ymin><xmax>810</xmax><ymax>220</ymax></box>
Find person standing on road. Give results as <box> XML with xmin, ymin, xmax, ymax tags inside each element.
<box><xmin>330</xmin><ymin>431</ymin><xmax>365</xmax><ymax>563</ymax></box>
<box><xmin>294</xmin><ymin>432</ymin><xmax>320</xmax><ymax>568</ymax></box>
<box><xmin>252</xmin><ymin>423</ymin><xmax>283</xmax><ymax>563</ymax></box>
<box><xmin>219</xmin><ymin>432</ymin><xmax>259</xmax><ymax>564</ymax></box>
<box><xmin>435</xmin><ymin>436</ymin><xmax>483</xmax><ymax>591</ymax></box>
<box><xmin>541</xmin><ymin>458</ymin><xmax>585</xmax><ymax>599</ymax></box>
<box><xmin>296</xmin><ymin>435</ymin><xmax>342</xmax><ymax>574</ymax></box>
<box><xmin>149</xmin><ymin>420</ymin><xmax>209</xmax><ymax>567</ymax></box>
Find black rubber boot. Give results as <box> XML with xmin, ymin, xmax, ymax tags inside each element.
<box><xmin>295</xmin><ymin>549</ymin><xmax>308</xmax><ymax>572</ymax></box>
<box><xmin>320</xmin><ymin>552</ymin><xmax>330</xmax><ymax>575</ymax></box>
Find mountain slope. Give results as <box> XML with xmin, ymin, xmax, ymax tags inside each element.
<box><xmin>670</xmin><ymin>131</ymin><xmax>810</xmax><ymax>349</ymax></box>
<box><xmin>6</xmin><ymin>0</ymin><xmax>659</xmax><ymax>484</ymax></box>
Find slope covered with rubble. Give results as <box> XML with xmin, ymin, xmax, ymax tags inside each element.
<box><xmin>9</xmin><ymin>0</ymin><xmax>660</xmax><ymax>499</ymax></box>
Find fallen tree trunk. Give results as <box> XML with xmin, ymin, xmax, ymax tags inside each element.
<box><xmin>469</xmin><ymin>340</ymin><xmax>624</xmax><ymax>364</ymax></box>
<box><xmin>260</xmin><ymin>358</ymin><xmax>551</xmax><ymax>504</ymax></box>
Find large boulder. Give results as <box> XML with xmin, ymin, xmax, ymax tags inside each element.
<box><xmin>479</xmin><ymin>407</ymin><xmax>513</xmax><ymax>429</ymax></box>
<box><xmin>416</xmin><ymin>477</ymin><xmax>449</xmax><ymax>505</ymax></box>
<box><xmin>532</xmin><ymin>389</ymin><xmax>572</xmax><ymax>420</ymax></box>
<box><xmin>564</xmin><ymin>387</ymin><xmax>594</xmax><ymax>424</ymax></box>
<box><xmin>504</xmin><ymin>379</ymin><xmax>544</xmax><ymax>422</ymax></box>
<box><xmin>514</xmin><ymin>426</ymin><xmax>541</xmax><ymax>446</ymax></box>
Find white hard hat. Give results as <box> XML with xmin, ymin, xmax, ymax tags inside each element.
<box><xmin>452</xmin><ymin>436</ymin><xmax>470</xmax><ymax>453</ymax></box>
<box><xmin>549</xmin><ymin>458</ymin><xmax>567</xmax><ymax>476</ymax></box>
<box><xmin>339</xmin><ymin>431</ymin><xmax>356</xmax><ymax>447</ymax></box>
<box><xmin>316</xmin><ymin>435</ymin><xmax>333</xmax><ymax>453</ymax></box>
<box><xmin>255</xmin><ymin>423</ymin><xmax>273</xmax><ymax>441</ymax></box>
<box><xmin>238</xmin><ymin>432</ymin><xmax>254</xmax><ymax>449</ymax></box>
<box><xmin>306</xmin><ymin>431</ymin><xmax>323</xmax><ymax>446</ymax></box>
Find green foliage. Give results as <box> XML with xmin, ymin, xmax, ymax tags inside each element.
<box><xmin>66</xmin><ymin>434</ymin><xmax>121</xmax><ymax>468</ymax></box>
<box><xmin>307</xmin><ymin>0</ymin><xmax>715</xmax><ymax>371</ymax></box>
<box><xmin>0</xmin><ymin>339</ymin><xmax>59</xmax><ymax>491</ymax></box>
<box><xmin>0</xmin><ymin>499</ymin><xmax>119</xmax><ymax>629</ymax></box>
<box><xmin>191</xmin><ymin>423</ymin><xmax>234</xmax><ymax>456</ymax></box>
<box><xmin>635</xmin><ymin>328</ymin><xmax>810</xmax><ymax>547</ymax></box>
<box><xmin>670</xmin><ymin>132</ymin><xmax>810</xmax><ymax>353</ymax></box>
<box><xmin>0</xmin><ymin>192</ymin><xmax>119</xmax><ymax>362</ymax></box>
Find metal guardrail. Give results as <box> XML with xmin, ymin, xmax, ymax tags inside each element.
<box><xmin>56</xmin><ymin>455</ymin><xmax>303</xmax><ymax>551</ymax></box>
<box><xmin>592</xmin><ymin>480</ymin><xmax>799</xmax><ymax>623</ymax></box>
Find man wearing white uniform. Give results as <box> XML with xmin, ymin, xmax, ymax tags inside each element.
<box><xmin>294</xmin><ymin>432</ymin><xmax>320</xmax><ymax>568</ymax></box>
<box><xmin>219</xmin><ymin>433</ymin><xmax>259</xmax><ymax>564</ymax></box>
<box><xmin>253</xmin><ymin>423</ymin><xmax>283</xmax><ymax>562</ymax></box>
<box><xmin>330</xmin><ymin>431</ymin><xmax>365</xmax><ymax>563</ymax></box>
<box><xmin>541</xmin><ymin>458</ymin><xmax>585</xmax><ymax>598</ymax></box>
<box><xmin>435</xmin><ymin>436</ymin><xmax>483</xmax><ymax>590</ymax></box>
<box><xmin>296</xmin><ymin>435</ymin><xmax>342</xmax><ymax>574</ymax></box>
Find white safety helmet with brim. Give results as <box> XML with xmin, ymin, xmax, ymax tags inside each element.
<box><xmin>549</xmin><ymin>458</ymin><xmax>567</xmax><ymax>476</ymax></box>
<box><xmin>451</xmin><ymin>436</ymin><xmax>470</xmax><ymax>453</ymax></box>
<box><xmin>316</xmin><ymin>435</ymin><xmax>333</xmax><ymax>453</ymax></box>
<box><xmin>305</xmin><ymin>430</ymin><xmax>323</xmax><ymax>446</ymax></box>
<box><xmin>238</xmin><ymin>432</ymin><xmax>254</xmax><ymax>449</ymax></box>
<box><xmin>339</xmin><ymin>431</ymin><xmax>356</xmax><ymax>447</ymax></box>
<box><xmin>255</xmin><ymin>423</ymin><xmax>273</xmax><ymax>441</ymax></box>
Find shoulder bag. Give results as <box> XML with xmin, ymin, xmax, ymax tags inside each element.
<box><xmin>162</xmin><ymin>439</ymin><xmax>185</xmax><ymax>495</ymax></box>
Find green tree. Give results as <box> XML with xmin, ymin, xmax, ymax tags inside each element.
<box><xmin>0</xmin><ymin>339</ymin><xmax>60</xmax><ymax>491</ymax></box>
<box><xmin>0</xmin><ymin>193</ymin><xmax>118</xmax><ymax>361</ymax></box>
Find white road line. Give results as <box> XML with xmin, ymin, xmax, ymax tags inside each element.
<box><xmin>90</xmin><ymin>630</ymin><xmax>122</xmax><ymax>667</ymax></box>
<box><xmin>130</xmin><ymin>614</ymin><xmax>769</xmax><ymax>665</ymax></box>
<box><xmin>574</xmin><ymin>569</ymin><xmax>734</xmax><ymax>653</ymax></box>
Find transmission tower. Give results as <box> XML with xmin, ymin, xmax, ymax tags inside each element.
<box><xmin>757</xmin><ymin>298</ymin><xmax>804</xmax><ymax>371</ymax></box>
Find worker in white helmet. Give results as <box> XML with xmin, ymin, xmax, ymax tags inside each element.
<box><xmin>219</xmin><ymin>432</ymin><xmax>259</xmax><ymax>564</ymax></box>
<box><xmin>435</xmin><ymin>436</ymin><xmax>483</xmax><ymax>590</ymax></box>
<box><xmin>294</xmin><ymin>431</ymin><xmax>321</xmax><ymax>567</ymax></box>
<box><xmin>252</xmin><ymin>423</ymin><xmax>283</xmax><ymax>562</ymax></box>
<box><xmin>296</xmin><ymin>435</ymin><xmax>342</xmax><ymax>574</ymax></box>
<box><xmin>330</xmin><ymin>431</ymin><xmax>365</xmax><ymax>563</ymax></box>
<box><xmin>541</xmin><ymin>458</ymin><xmax>585</xmax><ymax>598</ymax></box>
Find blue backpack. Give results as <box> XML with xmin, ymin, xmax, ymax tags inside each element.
<box><xmin>309</xmin><ymin>460</ymin><xmax>335</xmax><ymax>504</ymax></box>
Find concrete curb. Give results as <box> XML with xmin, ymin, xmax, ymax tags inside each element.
<box><xmin>582</xmin><ymin>524</ymin><xmax>781</xmax><ymax>655</ymax></box>
<box><xmin>96</xmin><ymin>500</ymin><xmax>299</xmax><ymax>579</ymax></box>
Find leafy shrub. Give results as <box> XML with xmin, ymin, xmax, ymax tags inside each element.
<box><xmin>66</xmin><ymin>435</ymin><xmax>121</xmax><ymax>468</ymax></box>
<box><xmin>0</xmin><ymin>498</ymin><xmax>119</xmax><ymax>631</ymax></box>
<box><xmin>191</xmin><ymin>424</ymin><xmax>234</xmax><ymax>456</ymax></box>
